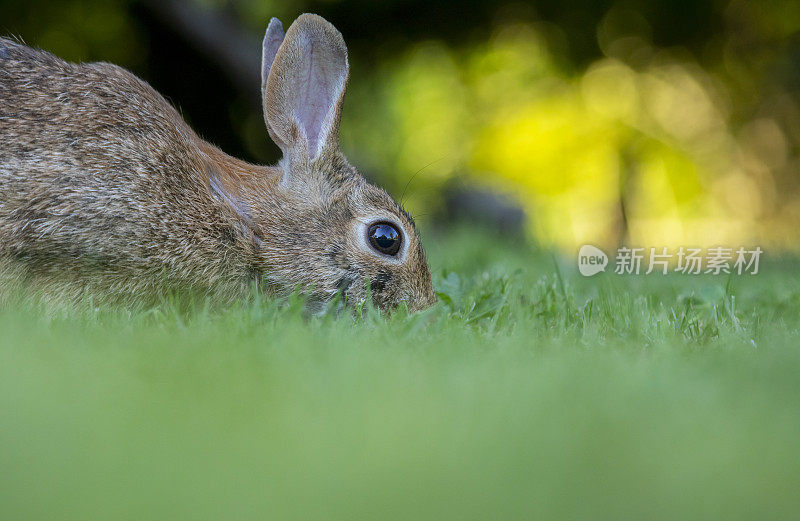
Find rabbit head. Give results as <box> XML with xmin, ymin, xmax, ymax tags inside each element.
<box><xmin>213</xmin><ymin>14</ymin><xmax>436</xmax><ymax>312</ymax></box>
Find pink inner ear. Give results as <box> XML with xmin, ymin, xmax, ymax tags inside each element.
<box><xmin>294</xmin><ymin>33</ymin><xmax>343</xmax><ymax>159</ymax></box>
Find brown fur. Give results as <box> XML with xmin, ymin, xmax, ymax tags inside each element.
<box><xmin>0</xmin><ymin>15</ymin><xmax>436</xmax><ymax>311</ymax></box>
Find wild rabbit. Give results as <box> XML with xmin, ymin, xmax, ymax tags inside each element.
<box><xmin>0</xmin><ymin>14</ymin><xmax>436</xmax><ymax>311</ymax></box>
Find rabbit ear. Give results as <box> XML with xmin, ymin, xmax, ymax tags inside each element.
<box><xmin>262</xmin><ymin>14</ymin><xmax>349</xmax><ymax>164</ymax></box>
<box><xmin>261</xmin><ymin>18</ymin><xmax>285</xmax><ymax>149</ymax></box>
<box><xmin>261</xmin><ymin>18</ymin><xmax>285</xmax><ymax>86</ymax></box>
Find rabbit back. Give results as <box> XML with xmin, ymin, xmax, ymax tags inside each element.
<box><xmin>0</xmin><ymin>37</ymin><xmax>256</xmax><ymax>302</ymax></box>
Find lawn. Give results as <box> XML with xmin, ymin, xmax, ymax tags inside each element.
<box><xmin>1</xmin><ymin>227</ymin><xmax>799</xmax><ymax>520</ymax></box>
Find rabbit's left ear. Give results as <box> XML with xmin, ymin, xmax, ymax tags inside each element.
<box><xmin>261</xmin><ymin>17</ymin><xmax>285</xmax><ymax>149</ymax></box>
<box><xmin>262</xmin><ymin>13</ymin><xmax>349</xmax><ymax>164</ymax></box>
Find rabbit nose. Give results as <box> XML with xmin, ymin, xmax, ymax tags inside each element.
<box><xmin>410</xmin><ymin>290</ymin><xmax>437</xmax><ymax>312</ymax></box>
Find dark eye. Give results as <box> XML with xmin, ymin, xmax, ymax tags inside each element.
<box><xmin>367</xmin><ymin>222</ymin><xmax>402</xmax><ymax>256</ymax></box>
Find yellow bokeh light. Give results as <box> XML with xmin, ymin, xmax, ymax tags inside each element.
<box><xmin>341</xmin><ymin>21</ymin><xmax>798</xmax><ymax>253</ymax></box>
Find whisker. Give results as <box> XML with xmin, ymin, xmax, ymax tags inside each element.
<box><xmin>400</xmin><ymin>156</ymin><xmax>448</xmax><ymax>205</ymax></box>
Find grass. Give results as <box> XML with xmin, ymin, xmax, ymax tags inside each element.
<box><xmin>2</xmin><ymin>226</ymin><xmax>800</xmax><ymax>520</ymax></box>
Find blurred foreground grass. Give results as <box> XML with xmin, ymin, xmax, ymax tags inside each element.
<box><xmin>2</xmin><ymin>228</ymin><xmax>800</xmax><ymax>520</ymax></box>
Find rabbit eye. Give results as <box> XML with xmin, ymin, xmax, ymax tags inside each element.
<box><xmin>367</xmin><ymin>222</ymin><xmax>402</xmax><ymax>256</ymax></box>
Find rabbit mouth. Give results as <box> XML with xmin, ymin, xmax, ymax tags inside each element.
<box><xmin>305</xmin><ymin>290</ymin><xmax>348</xmax><ymax>317</ymax></box>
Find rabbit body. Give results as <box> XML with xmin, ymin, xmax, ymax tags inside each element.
<box><xmin>0</xmin><ymin>37</ymin><xmax>259</xmax><ymax>301</ymax></box>
<box><xmin>0</xmin><ymin>15</ymin><xmax>436</xmax><ymax>310</ymax></box>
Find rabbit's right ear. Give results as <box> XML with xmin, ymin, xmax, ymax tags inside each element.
<box><xmin>262</xmin><ymin>14</ymin><xmax>349</xmax><ymax>168</ymax></box>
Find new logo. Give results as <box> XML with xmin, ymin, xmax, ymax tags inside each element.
<box><xmin>578</xmin><ymin>245</ymin><xmax>608</xmax><ymax>276</ymax></box>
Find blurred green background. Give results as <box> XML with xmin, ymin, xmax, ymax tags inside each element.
<box><xmin>1</xmin><ymin>0</ymin><xmax>799</xmax><ymax>252</ymax></box>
